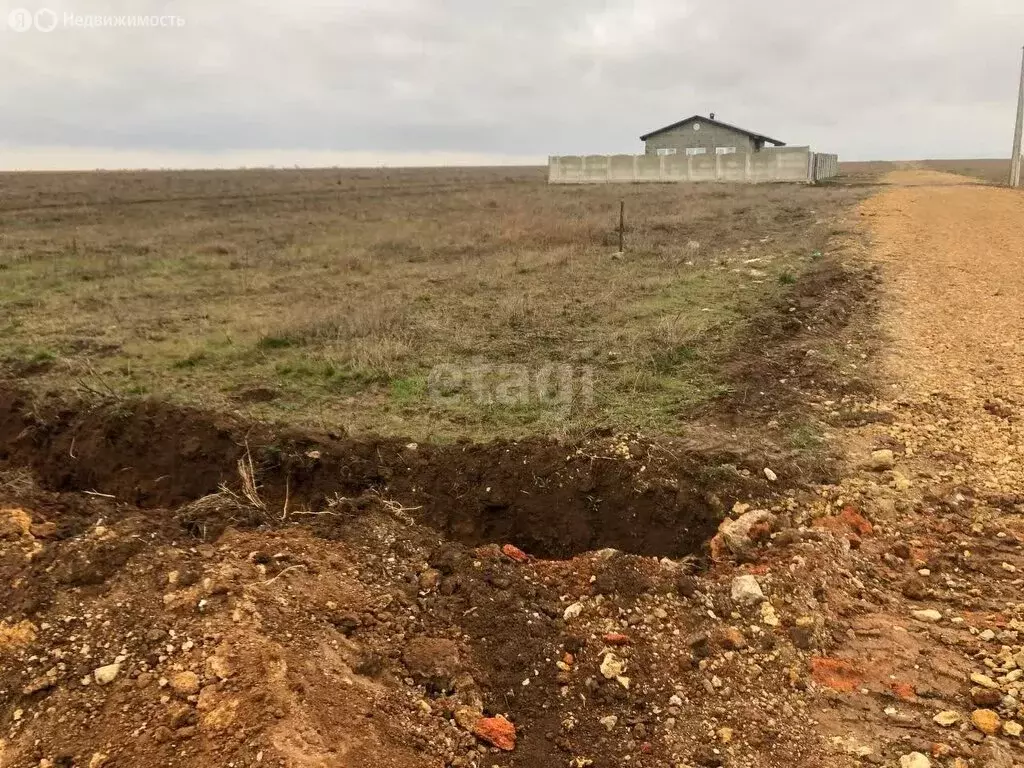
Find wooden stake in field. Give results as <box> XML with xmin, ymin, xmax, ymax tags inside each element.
<box><xmin>1010</xmin><ymin>46</ymin><xmax>1024</xmax><ymax>188</ymax></box>
<box><xmin>618</xmin><ymin>200</ymin><xmax>625</xmax><ymax>255</ymax></box>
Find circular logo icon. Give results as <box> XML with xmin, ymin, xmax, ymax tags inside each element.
<box><xmin>7</xmin><ymin>7</ymin><xmax>34</xmax><ymax>31</ymax></box>
<box><xmin>34</xmin><ymin>7</ymin><xmax>57</xmax><ymax>31</ymax></box>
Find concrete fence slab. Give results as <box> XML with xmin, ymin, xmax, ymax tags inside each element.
<box><xmin>548</xmin><ymin>147</ymin><xmax>838</xmax><ymax>184</ymax></box>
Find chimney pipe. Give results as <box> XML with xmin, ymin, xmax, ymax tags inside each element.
<box><xmin>710</xmin><ymin>112</ymin><xmax>716</xmax><ymax>120</ymax></box>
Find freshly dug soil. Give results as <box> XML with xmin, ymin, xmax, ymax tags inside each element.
<box><xmin>0</xmin><ymin>386</ymin><xmax>781</xmax><ymax>560</ymax></box>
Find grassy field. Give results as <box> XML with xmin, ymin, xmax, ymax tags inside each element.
<box><xmin>0</xmin><ymin>167</ymin><xmax>870</xmax><ymax>440</ymax></box>
<box><xmin>921</xmin><ymin>158</ymin><xmax>1011</xmax><ymax>184</ymax></box>
<box><xmin>841</xmin><ymin>159</ymin><xmax>1012</xmax><ymax>185</ymax></box>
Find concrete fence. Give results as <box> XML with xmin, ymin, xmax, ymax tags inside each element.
<box><xmin>810</xmin><ymin>153</ymin><xmax>839</xmax><ymax>182</ymax></box>
<box><xmin>548</xmin><ymin>147</ymin><xmax>840</xmax><ymax>185</ymax></box>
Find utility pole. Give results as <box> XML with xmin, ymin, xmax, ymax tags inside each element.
<box><xmin>1010</xmin><ymin>46</ymin><xmax>1024</xmax><ymax>187</ymax></box>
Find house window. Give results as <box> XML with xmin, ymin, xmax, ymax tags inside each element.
<box><xmin>715</xmin><ymin>147</ymin><xmax>737</xmax><ymax>155</ymax></box>
<box><xmin>685</xmin><ymin>147</ymin><xmax>707</xmax><ymax>156</ymax></box>
<box><xmin>656</xmin><ymin>148</ymin><xmax>678</xmax><ymax>156</ymax></box>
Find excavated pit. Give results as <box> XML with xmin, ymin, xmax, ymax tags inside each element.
<box><xmin>0</xmin><ymin>388</ymin><xmax>772</xmax><ymax>560</ymax></box>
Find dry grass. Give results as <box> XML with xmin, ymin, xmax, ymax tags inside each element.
<box><xmin>841</xmin><ymin>159</ymin><xmax>1012</xmax><ymax>186</ymax></box>
<box><xmin>920</xmin><ymin>159</ymin><xmax>1012</xmax><ymax>184</ymax></box>
<box><xmin>0</xmin><ymin>167</ymin><xmax>870</xmax><ymax>439</ymax></box>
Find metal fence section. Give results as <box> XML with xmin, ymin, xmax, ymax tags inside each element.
<box><xmin>810</xmin><ymin>153</ymin><xmax>839</xmax><ymax>182</ymax></box>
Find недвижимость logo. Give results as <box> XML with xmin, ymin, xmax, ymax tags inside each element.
<box><xmin>7</xmin><ymin>7</ymin><xmax>184</xmax><ymax>31</ymax></box>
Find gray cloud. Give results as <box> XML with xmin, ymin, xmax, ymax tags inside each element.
<box><xmin>1</xmin><ymin>0</ymin><xmax>1022</xmax><ymax>167</ymax></box>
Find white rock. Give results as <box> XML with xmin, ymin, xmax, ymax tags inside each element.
<box><xmin>979</xmin><ymin>629</ymin><xmax>996</xmax><ymax>642</ymax></box>
<box><xmin>731</xmin><ymin>575</ymin><xmax>766</xmax><ymax>606</ymax></box>
<box><xmin>912</xmin><ymin>609</ymin><xmax>942</xmax><ymax>623</ymax></box>
<box><xmin>761</xmin><ymin>603</ymin><xmax>780</xmax><ymax>627</ymax></box>
<box><xmin>868</xmin><ymin>450</ymin><xmax>896</xmax><ymax>471</ymax></box>
<box><xmin>1003</xmin><ymin>721</ymin><xmax>1023</xmax><ymax>738</ymax></box>
<box><xmin>563</xmin><ymin>602</ymin><xmax>584</xmax><ymax>621</ymax></box>
<box><xmin>763</xmin><ymin>468</ymin><xmax>778</xmax><ymax>482</ymax></box>
<box><xmin>93</xmin><ymin>663</ymin><xmax>120</xmax><ymax>686</ymax></box>
<box><xmin>717</xmin><ymin>510</ymin><xmax>778</xmax><ymax>559</ymax></box>
<box><xmin>600</xmin><ymin>653</ymin><xmax>625</xmax><ymax>680</ymax></box>
<box><xmin>899</xmin><ymin>753</ymin><xmax>931</xmax><ymax>768</ymax></box>
<box><xmin>972</xmin><ymin>672</ymin><xmax>1001</xmax><ymax>690</ymax></box>
<box><xmin>933</xmin><ymin>710</ymin><xmax>961</xmax><ymax>727</ymax></box>
<box><xmin>599</xmin><ymin>715</ymin><xmax>618</xmax><ymax>732</ymax></box>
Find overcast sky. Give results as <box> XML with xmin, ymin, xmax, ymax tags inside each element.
<box><xmin>1</xmin><ymin>0</ymin><xmax>1022</xmax><ymax>169</ymax></box>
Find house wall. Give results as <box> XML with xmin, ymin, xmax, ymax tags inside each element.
<box><xmin>643</xmin><ymin>120</ymin><xmax>757</xmax><ymax>155</ymax></box>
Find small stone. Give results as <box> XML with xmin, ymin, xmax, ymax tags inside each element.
<box><xmin>971</xmin><ymin>709</ymin><xmax>1001</xmax><ymax>736</ymax></box>
<box><xmin>472</xmin><ymin>715</ymin><xmax>516</xmax><ymax>751</ymax></box>
<box><xmin>730</xmin><ymin>575</ymin><xmax>765</xmax><ymax>606</ymax></box>
<box><xmin>88</xmin><ymin>754</ymin><xmax>108</xmax><ymax>768</ymax></box>
<box><xmin>912</xmin><ymin>609</ymin><xmax>942</xmax><ymax>623</ymax></box>
<box><xmin>169</xmin><ymin>671</ymin><xmax>200</xmax><ymax>697</ymax></box>
<box><xmin>29</xmin><ymin>522</ymin><xmax>58</xmax><ymax>539</ymax></box>
<box><xmin>603</xmin><ymin>633</ymin><xmax>631</xmax><ymax>646</ymax></box>
<box><xmin>979</xmin><ymin>629</ymin><xmax>996</xmax><ymax>642</ymax></box>
<box><xmin>715</xmin><ymin>509</ymin><xmax>777</xmax><ymax>560</ymax></box>
<box><xmin>692</xmin><ymin>746</ymin><xmax>724</xmax><ymax>767</ymax></box>
<box><xmin>418</xmin><ymin>569</ymin><xmax>442</xmax><ymax>591</ymax></box>
<box><xmin>868</xmin><ymin>450</ymin><xmax>895</xmax><ymax>471</ymax></box>
<box><xmin>717</xmin><ymin>727</ymin><xmax>734</xmax><ymax>744</ymax></box>
<box><xmin>0</xmin><ymin>508</ymin><xmax>32</xmax><ymax>539</ymax></box>
<box><xmin>971</xmin><ymin>673</ymin><xmax>1001</xmax><ymax>690</ymax></box>
<box><xmin>93</xmin><ymin>664</ymin><xmax>121</xmax><ymax>686</ymax></box>
<box><xmin>205</xmin><ymin>655</ymin><xmax>233</xmax><ymax>681</ymax></box>
<box><xmin>563</xmin><ymin>603</ymin><xmax>584</xmax><ymax>621</ymax></box>
<box><xmin>761</xmin><ymin>602</ymin><xmax>780</xmax><ymax>627</ymax></box>
<box><xmin>899</xmin><ymin>753</ymin><xmax>931</xmax><ymax>768</ymax></box>
<box><xmin>972</xmin><ymin>687</ymin><xmax>1003</xmax><ymax>707</ymax></box>
<box><xmin>934</xmin><ymin>711</ymin><xmax>961</xmax><ymax>727</ymax></box>
<box><xmin>501</xmin><ymin>544</ymin><xmax>529</xmax><ymax>563</ymax></box>
<box><xmin>599</xmin><ymin>715</ymin><xmax>618</xmax><ymax>732</ymax></box>
<box><xmin>763</xmin><ymin>468</ymin><xmax>778</xmax><ymax>482</ymax></box>
<box><xmin>600</xmin><ymin>653</ymin><xmax>625</xmax><ymax>680</ymax></box>
<box><xmin>454</xmin><ymin>706</ymin><xmax>482</xmax><ymax>731</ymax></box>
<box><xmin>1003</xmin><ymin>721</ymin><xmax>1023</xmax><ymax>738</ymax></box>
<box><xmin>720</xmin><ymin>627</ymin><xmax>747</xmax><ymax>650</ymax></box>
<box><xmin>902</xmin><ymin>578</ymin><xmax>929</xmax><ymax>601</ymax></box>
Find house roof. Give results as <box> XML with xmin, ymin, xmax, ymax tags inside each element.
<box><xmin>640</xmin><ymin>115</ymin><xmax>785</xmax><ymax>146</ymax></box>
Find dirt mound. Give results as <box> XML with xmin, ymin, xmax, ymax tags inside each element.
<box><xmin>0</xmin><ymin>387</ymin><xmax>780</xmax><ymax>560</ymax></box>
<box><xmin>0</xmin><ymin>471</ymin><xmax>846</xmax><ymax>768</ymax></box>
<box><xmin>717</xmin><ymin>256</ymin><xmax>882</xmax><ymax>422</ymax></box>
